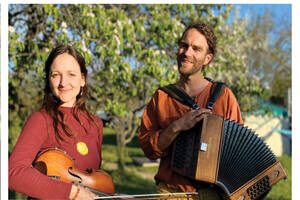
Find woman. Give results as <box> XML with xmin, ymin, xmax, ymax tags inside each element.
<box><xmin>9</xmin><ymin>45</ymin><xmax>102</xmax><ymax>200</ymax></box>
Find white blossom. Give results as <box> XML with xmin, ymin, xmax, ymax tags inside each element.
<box><xmin>87</xmin><ymin>49</ymin><xmax>92</xmax><ymax>55</ymax></box>
<box><xmin>61</xmin><ymin>22</ymin><xmax>67</xmax><ymax>29</ymax></box>
<box><xmin>160</xmin><ymin>50</ymin><xmax>166</xmax><ymax>55</ymax></box>
<box><xmin>218</xmin><ymin>55</ymin><xmax>227</xmax><ymax>62</ymax></box>
<box><xmin>175</xmin><ymin>20</ymin><xmax>185</xmax><ymax>29</ymax></box>
<box><xmin>8</xmin><ymin>26</ymin><xmax>15</xmax><ymax>33</ymax></box>
<box><xmin>117</xmin><ymin>20</ymin><xmax>122</xmax><ymax>30</ymax></box>
<box><xmin>81</xmin><ymin>40</ymin><xmax>87</xmax><ymax>52</ymax></box>
<box><xmin>87</xmin><ymin>12</ymin><xmax>95</xmax><ymax>18</ymax></box>
<box><xmin>173</xmin><ymin>64</ymin><xmax>177</xmax><ymax>71</ymax></box>
<box><xmin>126</xmin><ymin>18</ymin><xmax>132</xmax><ymax>25</ymax></box>
<box><xmin>114</xmin><ymin>35</ymin><xmax>121</xmax><ymax>47</ymax></box>
<box><xmin>253</xmin><ymin>75</ymin><xmax>260</xmax><ymax>81</ymax></box>
<box><xmin>62</xmin><ymin>28</ymin><xmax>68</xmax><ymax>34</ymax></box>
<box><xmin>124</xmin><ymin>65</ymin><xmax>129</xmax><ymax>73</ymax></box>
<box><xmin>61</xmin><ymin>22</ymin><xmax>68</xmax><ymax>34</ymax></box>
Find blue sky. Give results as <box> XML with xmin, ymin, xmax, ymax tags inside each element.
<box><xmin>233</xmin><ymin>4</ymin><xmax>291</xmax><ymax>24</ymax></box>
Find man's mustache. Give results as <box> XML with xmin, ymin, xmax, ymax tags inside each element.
<box><xmin>177</xmin><ymin>54</ymin><xmax>194</xmax><ymax>63</ymax></box>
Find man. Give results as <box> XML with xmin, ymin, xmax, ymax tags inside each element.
<box><xmin>138</xmin><ymin>21</ymin><xmax>243</xmax><ymax>200</ymax></box>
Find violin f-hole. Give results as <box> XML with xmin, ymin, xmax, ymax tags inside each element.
<box><xmin>68</xmin><ymin>167</ymin><xmax>82</xmax><ymax>184</ymax></box>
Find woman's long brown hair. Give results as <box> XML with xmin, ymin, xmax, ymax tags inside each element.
<box><xmin>42</xmin><ymin>45</ymin><xmax>99</xmax><ymax>143</ymax></box>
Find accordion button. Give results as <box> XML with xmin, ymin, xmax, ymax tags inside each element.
<box><xmin>273</xmin><ymin>170</ymin><xmax>280</xmax><ymax>178</ymax></box>
<box><xmin>237</xmin><ymin>195</ymin><xmax>245</xmax><ymax>200</ymax></box>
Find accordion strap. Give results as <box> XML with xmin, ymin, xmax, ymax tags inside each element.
<box><xmin>159</xmin><ymin>77</ymin><xmax>226</xmax><ymax>110</ymax></box>
<box><xmin>159</xmin><ymin>84</ymin><xmax>200</xmax><ymax>110</ymax></box>
<box><xmin>207</xmin><ymin>79</ymin><xmax>226</xmax><ymax>110</ymax></box>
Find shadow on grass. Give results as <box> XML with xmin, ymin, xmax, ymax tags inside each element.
<box><xmin>103</xmin><ymin>134</ymin><xmax>142</xmax><ymax>148</ymax></box>
<box><xmin>109</xmin><ymin>169</ymin><xmax>157</xmax><ymax>195</ymax></box>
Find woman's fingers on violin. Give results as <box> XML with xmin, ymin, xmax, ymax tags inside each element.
<box><xmin>77</xmin><ymin>186</ymin><xmax>96</xmax><ymax>200</ymax></box>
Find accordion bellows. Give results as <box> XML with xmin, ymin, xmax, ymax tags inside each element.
<box><xmin>171</xmin><ymin>114</ymin><xmax>287</xmax><ymax>200</ymax></box>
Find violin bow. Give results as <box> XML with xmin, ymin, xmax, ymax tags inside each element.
<box><xmin>94</xmin><ymin>192</ymin><xmax>198</xmax><ymax>199</ymax></box>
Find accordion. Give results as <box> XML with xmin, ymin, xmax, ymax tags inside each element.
<box><xmin>171</xmin><ymin>114</ymin><xmax>287</xmax><ymax>200</ymax></box>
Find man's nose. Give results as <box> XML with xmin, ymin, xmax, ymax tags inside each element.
<box><xmin>183</xmin><ymin>46</ymin><xmax>193</xmax><ymax>57</ymax></box>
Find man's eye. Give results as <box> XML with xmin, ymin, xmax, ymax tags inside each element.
<box><xmin>51</xmin><ymin>74</ymin><xmax>59</xmax><ymax>78</ymax></box>
<box><xmin>179</xmin><ymin>43</ymin><xmax>187</xmax><ymax>49</ymax></box>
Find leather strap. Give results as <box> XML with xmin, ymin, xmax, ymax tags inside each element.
<box><xmin>207</xmin><ymin>81</ymin><xmax>226</xmax><ymax>110</ymax></box>
<box><xmin>159</xmin><ymin>85</ymin><xmax>200</xmax><ymax>110</ymax></box>
<box><xmin>159</xmin><ymin>77</ymin><xmax>226</xmax><ymax>110</ymax></box>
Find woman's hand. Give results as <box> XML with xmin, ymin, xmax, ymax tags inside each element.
<box><xmin>69</xmin><ymin>184</ymin><xmax>96</xmax><ymax>200</ymax></box>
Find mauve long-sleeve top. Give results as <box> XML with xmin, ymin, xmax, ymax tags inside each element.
<box><xmin>9</xmin><ymin>107</ymin><xmax>103</xmax><ymax>199</ymax></box>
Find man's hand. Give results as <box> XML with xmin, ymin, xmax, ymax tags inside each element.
<box><xmin>172</xmin><ymin>108</ymin><xmax>212</xmax><ymax>132</ymax></box>
<box><xmin>158</xmin><ymin>108</ymin><xmax>212</xmax><ymax>151</ymax></box>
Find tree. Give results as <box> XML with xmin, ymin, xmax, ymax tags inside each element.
<box><xmin>10</xmin><ymin>4</ymin><xmax>262</xmax><ymax>172</ymax></box>
<box><xmin>246</xmin><ymin>9</ymin><xmax>291</xmax><ymax>107</ymax></box>
<box><xmin>205</xmin><ymin>7</ymin><xmax>291</xmax><ymax>113</ymax></box>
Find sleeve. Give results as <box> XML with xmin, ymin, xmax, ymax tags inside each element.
<box><xmin>138</xmin><ymin>91</ymin><xmax>168</xmax><ymax>160</ymax></box>
<box><xmin>9</xmin><ymin>111</ymin><xmax>72</xmax><ymax>199</ymax></box>
<box><xmin>96</xmin><ymin>117</ymin><xmax>103</xmax><ymax>169</ymax></box>
<box><xmin>220</xmin><ymin>87</ymin><xmax>244</xmax><ymax>124</ymax></box>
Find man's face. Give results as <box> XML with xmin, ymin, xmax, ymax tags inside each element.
<box><xmin>177</xmin><ymin>28</ymin><xmax>213</xmax><ymax>76</ymax></box>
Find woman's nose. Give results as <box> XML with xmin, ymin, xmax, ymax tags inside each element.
<box><xmin>59</xmin><ymin>74</ymin><xmax>67</xmax><ymax>86</ymax></box>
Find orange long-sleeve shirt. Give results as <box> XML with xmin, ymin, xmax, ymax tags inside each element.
<box><xmin>138</xmin><ymin>81</ymin><xmax>243</xmax><ymax>192</ymax></box>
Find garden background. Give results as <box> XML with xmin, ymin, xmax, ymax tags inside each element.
<box><xmin>7</xmin><ymin>4</ymin><xmax>291</xmax><ymax>199</ymax></box>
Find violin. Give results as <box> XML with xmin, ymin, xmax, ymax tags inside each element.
<box><xmin>32</xmin><ymin>148</ymin><xmax>114</xmax><ymax>196</ymax></box>
<box><xmin>33</xmin><ymin>148</ymin><xmax>197</xmax><ymax>199</ymax></box>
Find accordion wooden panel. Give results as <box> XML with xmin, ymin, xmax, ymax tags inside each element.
<box><xmin>171</xmin><ymin>114</ymin><xmax>287</xmax><ymax>200</ymax></box>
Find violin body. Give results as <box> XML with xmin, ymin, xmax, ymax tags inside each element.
<box><xmin>33</xmin><ymin>148</ymin><xmax>115</xmax><ymax>195</ymax></box>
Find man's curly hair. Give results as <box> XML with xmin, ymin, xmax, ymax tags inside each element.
<box><xmin>178</xmin><ymin>21</ymin><xmax>217</xmax><ymax>56</ymax></box>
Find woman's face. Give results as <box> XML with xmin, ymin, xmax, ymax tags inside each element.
<box><xmin>49</xmin><ymin>53</ymin><xmax>85</xmax><ymax>107</ymax></box>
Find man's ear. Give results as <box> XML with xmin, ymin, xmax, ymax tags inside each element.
<box><xmin>204</xmin><ymin>53</ymin><xmax>213</xmax><ymax>65</ymax></box>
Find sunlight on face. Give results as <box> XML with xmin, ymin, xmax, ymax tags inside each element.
<box><xmin>49</xmin><ymin>53</ymin><xmax>85</xmax><ymax>107</ymax></box>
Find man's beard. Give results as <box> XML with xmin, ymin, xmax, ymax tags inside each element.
<box><xmin>177</xmin><ymin>54</ymin><xmax>203</xmax><ymax>76</ymax></box>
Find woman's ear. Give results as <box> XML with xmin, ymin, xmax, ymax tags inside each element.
<box><xmin>81</xmin><ymin>74</ymin><xmax>86</xmax><ymax>87</ymax></box>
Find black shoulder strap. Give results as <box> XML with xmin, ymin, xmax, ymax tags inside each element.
<box><xmin>159</xmin><ymin>85</ymin><xmax>200</xmax><ymax>110</ymax></box>
<box><xmin>159</xmin><ymin>78</ymin><xmax>226</xmax><ymax>111</ymax></box>
<box><xmin>206</xmin><ymin>77</ymin><xmax>226</xmax><ymax>110</ymax></box>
